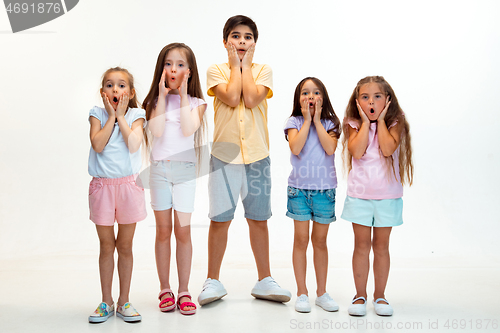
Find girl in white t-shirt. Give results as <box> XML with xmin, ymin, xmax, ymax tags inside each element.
<box><xmin>142</xmin><ymin>43</ymin><xmax>207</xmax><ymax>315</ymax></box>
<box><xmin>88</xmin><ymin>67</ymin><xmax>146</xmax><ymax>323</ymax></box>
<box><xmin>341</xmin><ymin>76</ymin><xmax>413</xmax><ymax>317</ymax></box>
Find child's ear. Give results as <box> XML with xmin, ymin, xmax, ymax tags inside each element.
<box><xmin>130</xmin><ymin>89</ymin><xmax>135</xmax><ymax>100</ymax></box>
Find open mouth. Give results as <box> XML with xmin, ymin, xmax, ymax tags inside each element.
<box><xmin>370</xmin><ymin>108</ymin><xmax>375</xmax><ymax>114</ymax></box>
<box><xmin>309</xmin><ymin>102</ymin><xmax>314</xmax><ymax>108</ymax></box>
<box><xmin>113</xmin><ymin>97</ymin><xmax>118</xmax><ymax>103</ymax></box>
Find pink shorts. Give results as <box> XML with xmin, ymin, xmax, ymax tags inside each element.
<box><xmin>89</xmin><ymin>175</ymin><xmax>147</xmax><ymax>226</ymax></box>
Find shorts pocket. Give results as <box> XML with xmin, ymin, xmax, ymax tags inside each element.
<box><xmin>325</xmin><ymin>188</ymin><xmax>336</xmax><ymax>202</ymax></box>
<box><xmin>89</xmin><ymin>180</ymin><xmax>103</xmax><ymax>196</ymax></box>
<box><xmin>287</xmin><ymin>186</ymin><xmax>299</xmax><ymax>198</ymax></box>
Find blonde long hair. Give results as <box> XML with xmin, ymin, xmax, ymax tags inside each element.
<box><xmin>342</xmin><ymin>76</ymin><xmax>413</xmax><ymax>186</ymax></box>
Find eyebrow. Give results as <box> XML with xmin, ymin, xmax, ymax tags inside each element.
<box><xmin>231</xmin><ymin>31</ymin><xmax>253</xmax><ymax>36</ymax></box>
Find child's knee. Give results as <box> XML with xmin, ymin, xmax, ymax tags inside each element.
<box><xmin>294</xmin><ymin>234</ymin><xmax>309</xmax><ymax>250</ymax></box>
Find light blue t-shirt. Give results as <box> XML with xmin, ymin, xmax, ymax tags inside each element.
<box><xmin>88</xmin><ymin>106</ymin><xmax>146</xmax><ymax>178</ymax></box>
<box><xmin>284</xmin><ymin>116</ymin><xmax>338</xmax><ymax>190</ymax></box>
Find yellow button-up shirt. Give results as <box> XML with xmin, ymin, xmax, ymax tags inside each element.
<box><xmin>207</xmin><ymin>63</ymin><xmax>273</xmax><ymax>164</ymax></box>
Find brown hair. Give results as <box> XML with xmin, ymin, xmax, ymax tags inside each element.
<box><xmin>101</xmin><ymin>67</ymin><xmax>139</xmax><ymax>109</ymax></box>
<box><xmin>342</xmin><ymin>76</ymin><xmax>413</xmax><ymax>186</ymax></box>
<box><xmin>287</xmin><ymin>77</ymin><xmax>340</xmax><ymax>140</ymax></box>
<box><xmin>223</xmin><ymin>15</ymin><xmax>258</xmax><ymax>42</ymax></box>
<box><xmin>142</xmin><ymin>43</ymin><xmax>207</xmax><ymax>167</ymax></box>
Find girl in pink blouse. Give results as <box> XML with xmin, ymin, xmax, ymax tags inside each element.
<box><xmin>341</xmin><ymin>76</ymin><xmax>413</xmax><ymax>317</ymax></box>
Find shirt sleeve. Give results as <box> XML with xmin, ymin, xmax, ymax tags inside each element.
<box><xmin>254</xmin><ymin>64</ymin><xmax>273</xmax><ymax>99</ymax></box>
<box><xmin>284</xmin><ymin>116</ymin><xmax>299</xmax><ymax>135</ymax></box>
<box><xmin>344</xmin><ymin>117</ymin><xmax>360</xmax><ymax>131</ymax></box>
<box><xmin>89</xmin><ymin>106</ymin><xmax>103</xmax><ymax>125</ymax></box>
<box><xmin>190</xmin><ymin>96</ymin><xmax>207</xmax><ymax>110</ymax></box>
<box><xmin>207</xmin><ymin>64</ymin><xmax>228</xmax><ymax>97</ymax></box>
<box><xmin>130</xmin><ymin>108</ymin><xmax>147</xmax><ymax>128</ymax></box>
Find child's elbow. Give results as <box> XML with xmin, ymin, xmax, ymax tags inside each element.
<box><xmin>91</xmin><ymin>143</ymin><xmax>103</xmax><ymax>154</ymax></box>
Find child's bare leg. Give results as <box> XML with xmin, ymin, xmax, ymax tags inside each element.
<box><xmin>207</xmin><ymin>220</ymin><xmax>231</xmax><ymax>280</ymax></box>
<box><xmin>96</xmin><ymin>225</ymin><xmax>116</xmax><ymax>305</ymax></box>
<box><xmin>116</xmin><ymin>223</ymin><xmax>137</xmax><ymax>306</ymax></box>
<box><xmin>311</xmin><ymin>222</ymin><xmax>329</xmax><ymax>296</ymax></box>
<box><xmin>247</xmin><ymin>218</ymin><xmax>271</xmax><ymax>280</ymax></box>
<box><xmin>352</xmin><ymin>223</ymin><xmax>372</xmax><ymax>304</ymax></box>
<box><xmin>174</xmin><ymin>211</ymin><xmax>194</xmax><ymax>310</ymax></box>
<box><xmin>155</xmin><ymin>209</ymin><xmax>173</xmax><ymax>306</ymax></box>
<box><xmin>293</xmin><ymin>220</ymin><xmax>310</xmax><ymax>296</ymax></box>
<box><xmin>372</xmin><ymin>227</ymin><xmax>392</xmax><ymax>304</ymax></box>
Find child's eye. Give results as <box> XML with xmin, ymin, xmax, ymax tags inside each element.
<box><xmin>245</xmin><ymin>36</ymin><xmax>252</xmax><ymax>40</ymax></box>
<box><xmin>179</xmin><ymin>64</ymin><xmax>184</xmax><ymax>67</ymax></box>
<box><xmin>232</xmin><ymin>35</ymin><xmax>239</xmax><ymax>39</ymax></box>
<box><xmin>314</xmin><ymin>92</ymin><xmax>320</xmax><ymax>95</ymax></box>
<box><xmin>106</xmin><ymin>84</ymin><xmax>112</xmax><ymax>88</ymax></box>
<box><xmin>120</xmin><ymin>84</ymin><xmax>125</xmax><ymax>88</ymax></box>
<box><xmin>165</xmin><ymin>62</ymin><xmax>171</xmax><ymax>66</ymax></box>
<box><xmin>301</xmin><ymin>92</ymin><xmax>308</xmax><ymax>95</ymax></box>
<box><xmin>375</xmin><ymin>94</ymin><xmax>382</xmax><ymax>99</ymax></box>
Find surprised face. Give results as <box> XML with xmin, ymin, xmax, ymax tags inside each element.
<box><xmin>164</xmin><ymin>48</ymin><xmax>190</xmax><ymax>91</ymax></box>
<box><xmin>101</xmin><ymin>71</ymin><xmax>134</xmax><ymax>110</ymax></box>
<box><xmin>357</xmin><ymin>83</ymin><xmax>387</xmax><ymax>121</ymax></box>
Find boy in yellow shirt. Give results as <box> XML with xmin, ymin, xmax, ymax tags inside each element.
<box><xmin>198</xmin><ymin>15</ymin><xmax>291</xmax><ymax>305</ymax></box>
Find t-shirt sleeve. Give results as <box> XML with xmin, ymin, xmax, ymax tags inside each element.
<box><xmin>344</xmin><ymin>117</ymin><xmax>360</xmax><ymax>131</ymax></box>
<box><xmin>130</xmin><ymin>108</ymin><xmax>147</xmax><ymax>128</ymax></box>
<box><xmin>89</xmin><ymin>106</ymin><xmax>103</xmax><ymax>124</ymax></box>
<box><xmin>284</xmin><ymin>116</ymin><xmax>299</xmax><ymax>135</ymax></box>
<box><xmin>190</xmin><ymin>96</ymin><xmax>207</xmax><ymax>110</ymax></box>
<box><xmin>207</xmin><ymin>64</ymin><xmax>227</xmax><ymax>97</ymax></box>
<box><xmin>255</xmin><ymin>64</ymin><xmax>273</xmax><ymax>99</ymax></box>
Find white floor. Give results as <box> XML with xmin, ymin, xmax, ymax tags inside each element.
<box><xmin>1</xmin><ymin>221</ymin><xmax>499</xmax><ymax>333</ymax></box>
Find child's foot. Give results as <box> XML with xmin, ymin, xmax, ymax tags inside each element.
<box><xmin>198</xmin><ymin>278</ymin><xmax>227</xmax><ymax>306</ymax></box>
<box><xmin>295</xmin><ymin>294</ymin><xmax>311</xmax><ymax>313</ymax></box>
<box><xmin>158</xmin><ymin>289</ymin><xmax>176</xmax><ymax>312</ymax></box>
<box><xmin>88</xmin><ymin>302</ymin><xmax>114</xmax><ymax>323</ymax></box>
<box><xmin>373</xmin><ymin>298</ymin><xmax>393</xmax><ymax>316</ymax></box>
<box><xmin>348</xmin><ymin>296</ymin><xmax>367</xmax><ymax>316</ymax></box>
<box><xmin>177</xmin><ymin>292</ymin><xmax>196</xmax><ymax>315</ymax></box>
<box><xmin>116</xmin><ymin>302</ymin><xmax>142</xmax><ymax>322</ymax></box>
<box><xmin>315</xmin><ymin>292</ymin><xmax>339</xmax><ymax>312</ymax></box>
<box><xmin>251</xmin><ymin>276</ymin><xmax>291</xmax><ymax>303</ymax></box>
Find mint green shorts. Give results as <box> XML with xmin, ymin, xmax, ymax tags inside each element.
<box><xmin>341</xmin><ymin>196</ymin><xmax>403</xmax><ymax>227</ymax></box>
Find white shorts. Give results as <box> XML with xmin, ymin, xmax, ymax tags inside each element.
<box><xmin>149</xmin><ymin>160</ymin><xmax>196</xmax><ymax>213</ymax></box>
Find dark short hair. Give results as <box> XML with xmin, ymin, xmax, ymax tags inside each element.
<box><xmin>223</xmin><ymin>15</ymin><xmax>258</xmax><ymax>42</ymax></box>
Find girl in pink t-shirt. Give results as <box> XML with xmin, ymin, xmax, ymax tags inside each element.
<box><xmin>341</xmin><ymin>76</ymin><xmax>413</xmax><ymax>317</ymax></box>
<box><xmin>142</xmin><ymin>43</ymin><xmax>207</xmax><ymax>315</ymax></box>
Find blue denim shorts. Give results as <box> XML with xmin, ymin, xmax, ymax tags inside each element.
<box><xmin>286</xmin><ymin>186</ymin><xmax>336</xmax><ymax>224</ymax></box>
<box><xmin>341</xmin><ymin>195</ymin><xmax>403</xmax><ymax>227</ymax></box>
<box><xmin>208</xmin><ymin>155</ymin><xmax>272</xmax><ymax>222</ymax></box>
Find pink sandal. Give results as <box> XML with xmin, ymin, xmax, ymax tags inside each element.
<box><xmin>177</xmin><ymin>292</ymin><xmax>196</xmax><ymax>315</ymax></box>
<box><xmin>159</xmin><ymin>289</ymin><xmax>176</xmax><ymax>312</ymax></box>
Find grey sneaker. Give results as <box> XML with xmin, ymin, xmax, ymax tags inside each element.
<box><xmin>251</xmin><ymin>276</ymin><xmax>291</xmax><ymax>303</ymax></box>
<box><xmin>198</xmin><ymin>278</ymin><xmax>227</xmax><ymax>306</ymax></box>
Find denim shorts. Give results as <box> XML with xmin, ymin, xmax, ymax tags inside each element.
<box><xmin>286</xmin><ymin>186</ymin><xmax>336</xmax><ymax>224</ymax></box>
<box><xmin>341</xmin><ymin>195</ymin><xmax>403</xmax><ymax>227</ymax></box>
<box><xmin>149</xmin><ymin>160</ymin><xmax>196</xmax><ymax>213</ymax></box>
<box><xmin>208</xmin><ymin>155</ymin><xmax>272</xmax><ymax>222</ymax></box>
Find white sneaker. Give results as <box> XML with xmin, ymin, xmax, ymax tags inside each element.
<box><xmin>348</xmin><ymin>296</ymin><xmax>367</xmax><ymax>316</ymax></box>
<box><xmin>373</xmin><ymin>298</ymin><xmax>393</xmax><ymax>316</ymax></box>
<box><xmin>198</xmin><ymin>278</ymin><xmax>227</xmax><ymax>306</ymax></box>
<box><xmin>315</xmin><ymin>292</ymin><xmax>339</xmax><ymax>312</ymax></box>
<box><xmin>251</xmin><ymin>276</ymin><xmax>291</xmax><ymax>303</ymax></box>
<box><xmin>295</xmin><ymin>294</ymin><xmax>311</xmax><ymax>313</ymax></box>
